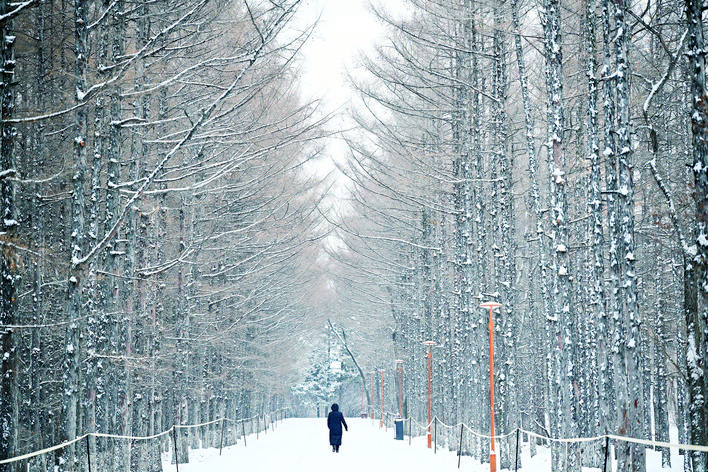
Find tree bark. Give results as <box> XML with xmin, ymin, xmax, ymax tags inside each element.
<box><xmin>0</xmin><ymin>0</ymin><xmax>16</xmax><ymax>466</ymax></box>
<box><xmin>686</xmin><ymin>0</ymin><xmax>708</xmax><ymax>467</ymax></box>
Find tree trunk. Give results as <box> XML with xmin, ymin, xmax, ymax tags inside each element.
<box><xmin>541</xmin><ymin>0</ymin><xmax>577</xmax><ymax>467</ymax></box>
<box><xmin>612</xmin><ymin>0</ymin><xmax>644</xmax><ymax>468</ymax></box>
<box><xmin>686</xmin><ymin>0</ymin><xmax>708</xmax><ymax>467</ymax></box>
<box><xmin>60</xmin><ymin>0</ymin><xmax>89</xmax><ymax>467</ymax></box>
<box><xmin>0</xmin><ymin>0</ymin><xmax>17</xmax><ymax>466</ymax></box>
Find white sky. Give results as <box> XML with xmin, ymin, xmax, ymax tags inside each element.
<box><xmin>288</xmin><ymin>0</ymin><xmax>392</xmax><ymax>214</ymax></box>
<box><xmin>293</xmin><ymin>0</ymin><xmax>383</xmax><ymax>110</ymax></box>
<box><xmin>290</xmin><ymin>0</ymin><xmax>407</xmax><ymax>226</ymax></box>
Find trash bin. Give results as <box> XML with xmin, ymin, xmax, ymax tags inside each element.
<box><xmin>394</xmin><ymin>419</ymin><xmax>404</xmax><ymax>440</ymax></box>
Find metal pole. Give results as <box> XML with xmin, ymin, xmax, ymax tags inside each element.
<box><xmin>515</xmin><ymin>428</ymin><xmax>520</xmax><ymax>472</ymax></box>
<box><xmin>219</xmin><ymin>418</ymin><xmax>225</xmax><ymax>456</ymax></box>
<box><xmin>434</xmin><ymin>417</ymin><xmax>437</xmax><ymax>453</ymax></box>
<box><xmin>242</xmin><ymin>420</ymin><xmax>247</xmax><ymax>447</ymax></box>
<box><xmin>380</xmin><ymin>370</ymin><xmax>385</xmax><ymax>428</ymax></box>
<box><xmin>85</xmin><ymin>435</ymin><xmax>92</xmax><ymax>472</ymax></box>
<box><xmin>603</xmin><ymin>436</ymin><xmax>610</xmax><ymax>472</ymax></box>
<box><xmin>458</xmin><ymin>424</ymin><xmax>464</xmax><ymax>469</ymax></box>
<box><xmin>409</xmin><ymin>416</ymin><xmax>412</xmax><ymax>446</ymax></box>
<box><xmin>172</xmin><ymin>427</ymin><xmax>180</xmax><ymax>472</ymax></box>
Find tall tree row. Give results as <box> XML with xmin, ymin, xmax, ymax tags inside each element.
<box><xmin>0</xmin><ymin>0</ymin><xmax>331</xmax><ymax>470</ymax></box>
<box><xmin>336</xmin><ymin>0</ymin><xmax>708</xmax><ymax>470</ymax></box>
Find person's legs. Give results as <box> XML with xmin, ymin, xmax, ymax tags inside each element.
<box><xmin>331</xmin><ymin>433</ymin><xmax>342</xmax><ymax>452</ymax></box>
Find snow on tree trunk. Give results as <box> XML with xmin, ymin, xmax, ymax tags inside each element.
<box><xmin>601</xmin><ymin>0</ymin><xmax>619</xmax><ymax>433</ymax></box>
<box><xmin>450</xmin><ymin>0</ymin><xmax>478</xmax><ymax>445</ymax></box>
<box><xmin>471</xmin><ymin>11</ymin><xmax>491</xmax><ymax>462</ymax></box>
<box><xmin>60</xmin><ymin>0</ymin><xmax>88</xmax><ymax>468</ymax></box>
<box><xmin>491</xmin><ymin>0</ymin><xmax>518</xmax><ymax>465</ymax></box>
<box><xmin>614</xmin><ymin>0</ymin><xmax>645</xmax><ymax>468</ymax></box>
<box><xmin>654</xmin><ymin>308</ymin><xmax>671</xmax><ymax>468</ymax></box>
<box><xmin>686</xmin><ymin>0</ymin><xmax>708</xmax><ymax>466</ymax></box>
<box><xmin>0</xmin><ymin>0</ymin><xmax>16</xmax><ymax>467</ymax></box>
<box><xmin>541</xmin><ymin>0</ymin><xmax>579</xmax><ymax>467</ymax></box>
<box><xmin>129</xmin><ymin>5</ymin><xmax>151</xmax><ymax>469</ymax></box>
<box><xmin>601</xmin><ymin>0</ymin><xmax>633</xmax><ymax>468</ymax></box>
<box><xmin>585</xmin><ymin>0</ymin><xmax>611</xmax><ymax>452</ymax></box>
<box><xmin>102</xmin><ymin>6</ymin><xmax>123</xmax><ymax>470</ymax></box>
<box><xmin>28</xmin><ymin>2</ymin><xmax>47</xmax><ymax>470</ymax></box>
<box><xmin>85</xmin><ymin>3</ymin><xmax>109</xmax><ymax>458</ymax></box>
<box><xmin>173</xmin><ymin>203</ymin><xmax>190</xmax><ymax>464</ymax></box>
<box><xmin>512</xmin><ymin>0</ymin><xmax>550</xmax><ymax>452</ymax></box>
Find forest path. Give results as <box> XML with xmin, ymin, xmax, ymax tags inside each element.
<box><xmin>162</xmin><ymin>417</ymin><xmax>688</xmax><ymax>471</ymax></box>
<box><xmin>165</xmin><ymin>417</ymin><xmax>481</xmax><ymax>472</ymax></box>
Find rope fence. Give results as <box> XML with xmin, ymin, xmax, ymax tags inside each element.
<box><xmin>0</xmin><ymin>408</ymin><xmax>289</xmax><ymax>472</ymax></box>
<box><xmin>7</xmin><ymin>408</ymin><xmax>706</xmax><ymax>471</ymax></box>
<box><xmin>378</xmin><ymin>411</ymin><xmax>708</xmax><ymax>470</ymax></box>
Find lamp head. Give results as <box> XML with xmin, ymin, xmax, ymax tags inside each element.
<box><xmin>479</xmin><ymin>302</ymin><xmax>502</xmax><ymax>309</ymax></box>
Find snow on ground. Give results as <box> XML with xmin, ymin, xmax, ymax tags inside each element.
<box><xmin>162</xmin><ymin>417</ymin><xmax>688</xmax><ymax>472</ymax></box>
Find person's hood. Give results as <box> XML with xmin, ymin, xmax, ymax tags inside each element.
<box><xmin>331</xmin><ymin>403</ymin><xmax>339</xmax><ymax>412</ymax></box>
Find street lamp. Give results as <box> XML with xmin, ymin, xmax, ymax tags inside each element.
<box><xmin>480</xmin><ymin>302</ymin><xmax>502</xmax><ymax>472</ymax></box>
<box><xmin>422</xmin><ymin>341</ymin><xmax>436</xmax><ymax>448</ymax></box>
<box><xmin>380</xmin><ymin>369</ymin><xmax>386</xmax><ymax>428</ymax></box>
<box><xmin>395</xmin><ymin>360</ymin><xmax>404</xmax><ymax>417</ymax></box>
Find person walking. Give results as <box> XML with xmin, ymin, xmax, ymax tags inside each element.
<box><xmin>327</xmin><ymin>403</ymin><xmax>348</xmax><ymax>452</ymax></box>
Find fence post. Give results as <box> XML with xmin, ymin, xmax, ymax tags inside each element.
<box><xmin>172</xmin><ymin>427</ymin><xmax>180</xmax><ymax>472</ymax></box>
<box><xmin>242</xmin><ymin>420</ymin><xmax>247</xmax><ymax>447</ymax></box>
<box><xmin>434</xmin><ymin>417</ymin><xmax>437</xmax><ymax>454</ymax></box>
<box><xmin>219</xmin><ymin>418</ymin><xmax>225</xmax><ymax>456</ymax></box>
<box><xmin>603</xmin><ymin>436</ymin><xmax>609</xmax><ymax>472</ymax></box>
<box><xmin>85</xmin><ymin>435</ymin><xmax>92</xmax><ymax>472</ymax></box>
<box><xmin>515</xmin><ymin>428</ymin><xmax>520</xmax><ymax>472</ymax></box>
<box><xmin>408</xmin><ymin>418</ymin><xmax>412</xmax><ymax>446</ymax></box>
<box><xmin>256</xmin><ymin>416</ymin><xmax>259</xmax><ymax>439</ymax></box>
<box><xmin>458</xmin><ymin>424</ymin><xmax>464</xmax><ymax>469</ymax></box>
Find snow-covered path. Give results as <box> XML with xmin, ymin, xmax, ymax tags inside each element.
<box><xmin>166</xmin><ymin>417</ymin><xmax>476</xmax><ymax>472</ymax></box>
<box><xmin>164</xmin><ymin>417</ymin><xmax>686</xmax><ymax>472</ymax></box>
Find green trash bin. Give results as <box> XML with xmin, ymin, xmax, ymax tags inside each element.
<box><xmin>394</xmin><ymin>419</ymin><xmax>404</xmax><ymax>440</ymax></box>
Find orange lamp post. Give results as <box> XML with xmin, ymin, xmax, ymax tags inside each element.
<box><xmin>395</xmin><ymin>359</ymin><xmax>404</xmax><ymax>417</ymax></box>
<box><xmin>480</xmin><ymin>302</ymin><xmax>502</xmax><ymax>472</ymax></box>
<box><xmin>380</xmin><ymin>369</ymin><xmax>385</xmax><ymax>428</ymax></box>
<box><xmin>422</xmin><ymin>341</ymin><xmax>436</xmax><ymax>448</ymax></box>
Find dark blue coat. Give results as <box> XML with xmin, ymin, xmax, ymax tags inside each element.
<box><xmin>327</xmin><ymin>404</ymin><xmax>348</xmax><ymax>445</ymax></box>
